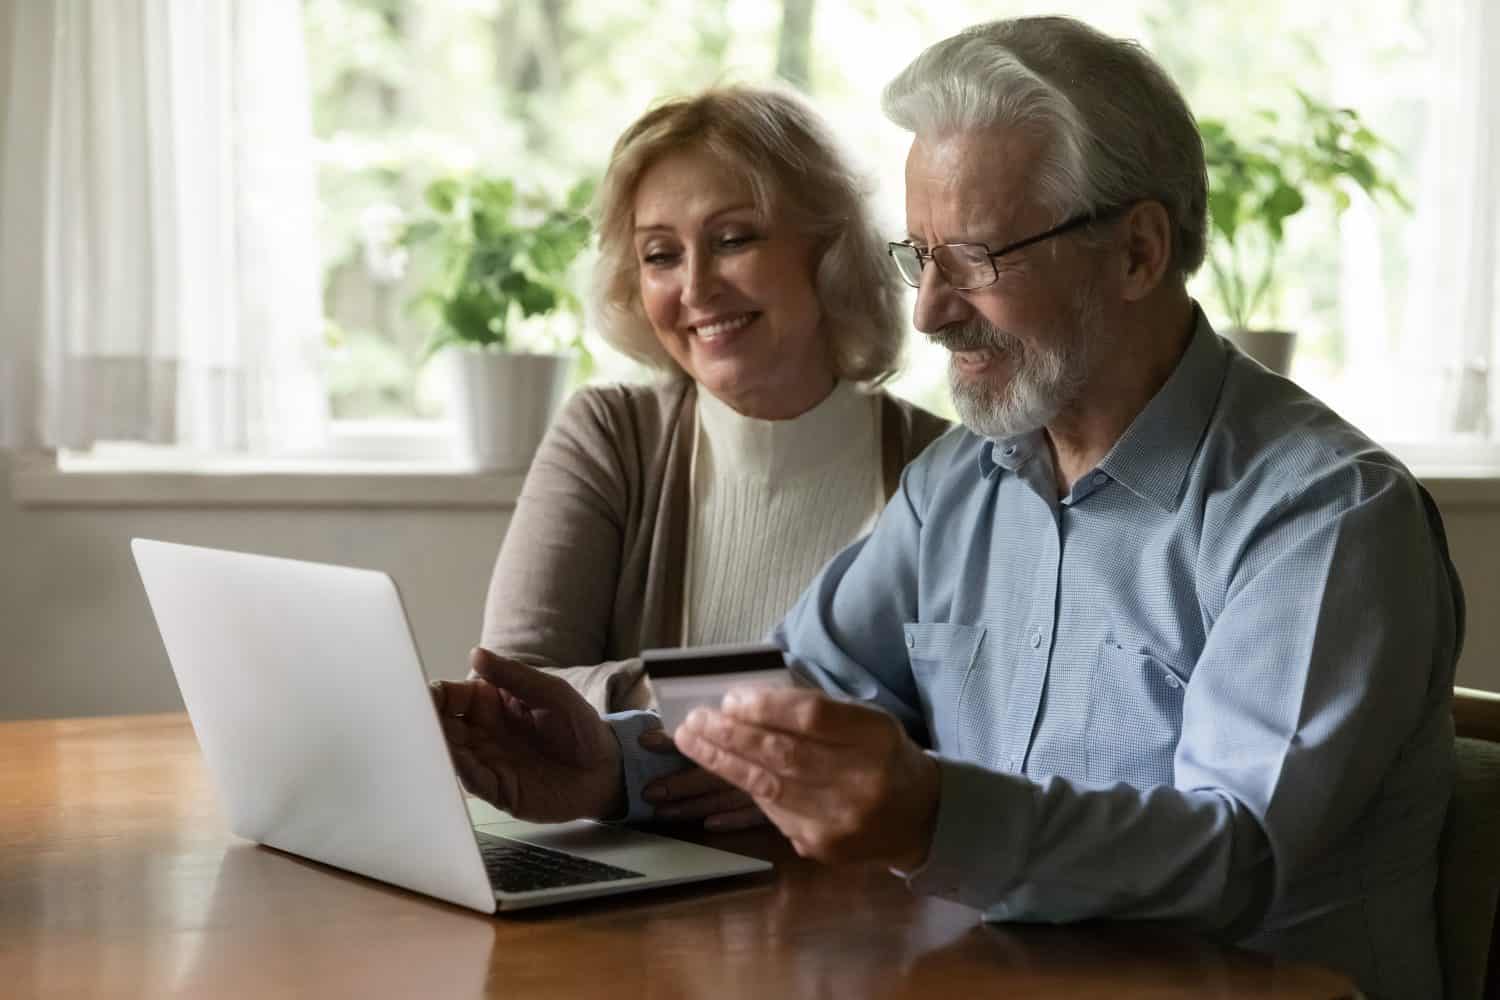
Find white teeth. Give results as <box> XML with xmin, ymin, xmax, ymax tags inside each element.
<box><xmin>693</xmin><ymin>314</ymin><xmax>754</xmax><ymax>339</ymax></box>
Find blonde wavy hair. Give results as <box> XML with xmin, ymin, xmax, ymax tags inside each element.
<box><xmin>591</xmin><ymin>85</ymin><xmax>906</xmax><ymax>383</ymax></box>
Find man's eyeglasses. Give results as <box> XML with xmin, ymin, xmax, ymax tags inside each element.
<box><xmin>887</xmin><ymin>206</ymin><xmax>1126</xmax><ymax>291</ymax></box>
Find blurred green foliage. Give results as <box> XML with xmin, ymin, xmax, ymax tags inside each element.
<box><xmin>1200</xmin><ymin>92</ymin><xmax>1408</xmax><ymax>331</ymax></box>
<box><xmin>306</xmin><ymin>0</ymin><xmax>1432</xmax><ymax>419</ymax></box>
<box><xmin>402</xmin><ymin>175</ymin><xmax>596</xmax><ymax>358</ymax></box>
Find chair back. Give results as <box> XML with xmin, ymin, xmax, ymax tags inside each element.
<box><xmin>1438</xmin><ymin>686</ymin><xmax>1500</xmax><ymax>1000</ymax></box>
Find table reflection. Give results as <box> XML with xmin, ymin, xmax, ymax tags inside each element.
<box><xmin>169</xmin><ymin>844</ymin><xmax>498</xmax><ymax>998</ymax></box>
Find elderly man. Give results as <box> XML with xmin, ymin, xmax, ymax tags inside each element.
<box><xmin>434</xmin><ymin>17</ymin><xmax>1461</xmax><ymax>999</ymax></box>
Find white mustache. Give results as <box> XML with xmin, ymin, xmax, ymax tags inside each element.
<box><xmin>928</xmin><ymin>322</ymin><xmax>1022</xmax><ymax>356</ymax></box>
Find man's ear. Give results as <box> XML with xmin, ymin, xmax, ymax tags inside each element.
<box><xmin>1118</xmin><ymin>200</ymin><xmax>1173</xmax><ymax>302</ymax></box>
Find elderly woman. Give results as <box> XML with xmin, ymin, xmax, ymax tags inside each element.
<box><xmin>464</xmin><ymin>85</ymin><xmax>946</xmax><ymax>827</ymax></box>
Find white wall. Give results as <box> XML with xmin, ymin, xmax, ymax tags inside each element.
<box><xmin>0</xmin><ymin>452</ymin><xmax>509</xmax><ymax>719</ymax></box>
<box><xmin>1444</xmin><ymin>505</ymin><xmax>1500</xmax><ymax>689</ymax></box>
<box><xmin>0</xmin><ymin>0</ymin><xmax>11</xmax><ymax>120</ymax></box>
<box><xmin>1</xmin><ymin>449</ymin><xmax>1497</xmax><ymax>721</ymax></box>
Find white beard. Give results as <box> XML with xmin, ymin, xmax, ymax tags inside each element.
<box><xmin>946</xmin><ymin>287</ymin><xmax>1101</xmax><ymax>440</ymax></box>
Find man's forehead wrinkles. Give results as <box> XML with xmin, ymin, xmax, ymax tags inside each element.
<box><xmin>906</xmin><ymin>189</ymin><xmax>1026</xmax><ymax>249</ymax></box>
<box><xmin>904</xmin><ymin>130</ymin><xmax>1043</xmax><ymax>246</ymax></box>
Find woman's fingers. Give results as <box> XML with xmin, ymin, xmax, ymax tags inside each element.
<box><xmin>704</xmin><ymin>805</ymin><xmax>769</xmax><ymax>832</ymax></box>
<box><xmin>450</xmin><ymin>746</ymin><xmax>498</xmax><ymax>805</ymax></box>
<box><xmin>431</xmin><ymin>678</ymin><xmax>503</xmax><ymax>730</ymax></box>
<box><xmin>638</xmin><ymin>729</ymin><xmax>675</xmax><ymax>753</ymax></box>
<box><xmin>655</xmin><ymin>786</ymin><xmax>755</xmax><ymax>821</ymax></box>
<box><xmin>468</xmin><ymin>647</ymin><xmax>574</xmax><ymax>710</ymax></box>
<box><xmin>644</xmin><ymin>764</ymin><xmax>732</xmax><ymax>804</ymax></box>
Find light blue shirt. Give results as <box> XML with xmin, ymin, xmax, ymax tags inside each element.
<box><xmin>611</xmin><ymin>313</ymin><xmax>1461</xmax><ymax>1000</ymax></box>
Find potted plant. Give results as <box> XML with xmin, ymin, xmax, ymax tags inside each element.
<box><xmin>1199</xmin><ymin>91</ymin><xmax>1407</xmax><ymax>375</ymax></box>
<box><xmin>403</xmin><ymin>174</ymin><xmax>595</xmax><ymax>469</ymax></box>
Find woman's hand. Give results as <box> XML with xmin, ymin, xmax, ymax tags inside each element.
<box><xmin>430</xmin><ymin>648</ymin><xmax>624</xmax><ymax>823</ymax></box>
<box><xmin>638</xmin><ymin>729</ymin><xmax>768</xmax><ymax>831</ymax></box>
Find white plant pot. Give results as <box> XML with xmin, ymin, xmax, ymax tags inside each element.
<box><xmin>445</xmin><ymin>349</ymin><xmax>572</xmax><ymax>470</ymax></box>
<box><xmin>1226</xmin><ymin>328</ymin><xmax>1296</xmax><ymax>377</ymax></box>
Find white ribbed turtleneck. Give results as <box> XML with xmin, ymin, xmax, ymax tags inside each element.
<box><xmin>682</xmin><ymin>381</ymin><xmax>883</xmax><ymax>646</ymax></box>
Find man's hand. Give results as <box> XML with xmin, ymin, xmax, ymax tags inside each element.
<box><xmin>672</xmin><ymin>687</ymin><xmax>940</xmax><ymax>869</ymax></box>
<box><xmin>638</xmin><ymin>729</ymin><xmax>768</xmax><ymax>831</ymax></box>
<box><xmin>430</xmin><ymin>648</ymin><xmax>624</xmax><ymax>823</ymax></box>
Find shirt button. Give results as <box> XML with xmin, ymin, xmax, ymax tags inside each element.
<box><xmin>905</xmin><ymin>633</ymin><xmax>915</xmax><ymax>649</ymax></box>
<box><xmin>1030</xmin><ymin>630</ymin><xmax>1042</xmax><ymax>648</ymax></box>
<box><xmin>1092</xmin><ymin>472</ymin><xmax>1107</xmax><ymax>486</ymax></box>
<box><xmin>1163</xmin><ymin>673</ymin><xmax>1180</xmax><ymax>688</ymax></box>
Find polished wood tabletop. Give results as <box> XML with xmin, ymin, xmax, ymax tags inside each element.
<box><xmin>0</xmin><ymin>714</ymin><xmax>1356</xmax><ymax>999</ymax></box>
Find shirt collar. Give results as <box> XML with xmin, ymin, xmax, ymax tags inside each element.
<box><xmin>979</xmin><ymin>428</ymin><xmax>1045</xmax><ymax>479</ymax></box>
<box><xmin>1096</xmin><ymin>308</ymin><xmax>1228</xmax><ymax>510</ymax></box>
<box><xmin>975</xmin><ymin>308</ymin><xmax>1228</xmax><ymax>510</ymax></box>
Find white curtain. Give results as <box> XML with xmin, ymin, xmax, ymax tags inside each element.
<box><xmin>1337</xmin><ymin>0</ymin><xmax>1500</xmax><ymax>448</ymax></box>
<box><xmin>0</xmin><ymin>0</ymin><xmax>327</xmax><ymax>453</ymax></box>
<box><xmin>1410</xmin><ymin>0</ymin><xmax>1494</xmax><ymax>440</ymax></box>
<box><xmin>1402</xmin><ymin>0</ymin><xmax>1500</xmax><ymax>442</ymax></box>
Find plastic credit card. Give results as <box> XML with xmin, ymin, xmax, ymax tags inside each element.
<box><xmin>640</xmin><ymin>641</ymin><xmax>791</xmax><ymax>733</ymax></box>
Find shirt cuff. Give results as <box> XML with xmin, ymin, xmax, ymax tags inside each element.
<box><xmin>604</xmin><ymin>709</ymin><xmax>688</xmax><ymax>823</ymax></box>
<box><xmin>898</xmin><ymin>755</ymin><xmax>1037</xmax><ymax>911</ymax></box>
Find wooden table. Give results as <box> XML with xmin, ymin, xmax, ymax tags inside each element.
<box><xmin>0</xmin><ymin>714</ymin><xmax>1356</xmax><ymax>998</ymax></box>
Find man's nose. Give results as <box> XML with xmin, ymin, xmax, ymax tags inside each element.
<box><xmin>911</xmin><ymin>260</ymin><xmax>971</xmax><ymax>334</ymax></box>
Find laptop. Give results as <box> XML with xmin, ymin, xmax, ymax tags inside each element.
<box><xmin>131</xmin><ymin>538</ymin><xmax>771</xmax><ymax>913</ymax></box>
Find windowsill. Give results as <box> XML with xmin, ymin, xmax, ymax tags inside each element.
<box><xmin>1412</xmin><ymin>470</ymin><xmax>1500</xmax><ymax>511</ymax></box>
<box><xmin>8</xmin><ymin>449</ymin><xmax>526</xmax><ymax>509</ymax></box>
<box><xmin>10</xmin><ymin>449</ymin><xmax>1500</xmax><ymax>511</ymax></box>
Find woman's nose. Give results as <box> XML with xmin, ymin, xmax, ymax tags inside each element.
<box><xmin>680</xmin><ymin>250</ymin><xmax>723</xmax><ymax>309</ymax></box>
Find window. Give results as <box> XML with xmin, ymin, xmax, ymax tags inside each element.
<box><xmin>306</xmin><ymin>0</ymin><xmax>1494</xmax><ymax>465</ymax></box>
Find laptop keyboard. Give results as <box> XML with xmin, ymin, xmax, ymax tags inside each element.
<box><xmin>476</xmin><ymin>832</ymin><xmax>646</xmax><ymax>894</ymax></box>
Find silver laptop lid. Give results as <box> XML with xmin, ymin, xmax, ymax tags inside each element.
<box><xmin>132</xmin><ymin>538</ymin><xmax>496</xmax><ymax>913</ymax></box>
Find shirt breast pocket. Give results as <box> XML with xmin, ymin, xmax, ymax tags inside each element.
<box><xmin>1085</xmin><ymin>640</ymin><xmax>1188</xmax><ymax>786</ymax></box>
<box><xmin>903</xmin><ymin>622</ymin><xmax>985</xmax><ymax>754</ymax></box>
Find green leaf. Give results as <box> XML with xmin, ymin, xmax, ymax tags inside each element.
<box><xmin>442</xmin><ymin>289</ymin><xmax>502</xmax><ymax>346</ymax></box>
<box><xmin>565</xmin><ymin>176</ymin><xmax>598</xmax><ymax>213</ymax></box>
<box><xmin>424</xmin><ymin>178</ymin><xmax>460</xmax><ymax>214</ymax></box>
<box><xmin>400</xmin><ymin>219</ymin><xmax>442</xmax><ymax>246</ymax></box>
<box><xmin>1263</xmin><ymin>184</ymin><xmax>1304</xmax><ymax>224</ymax></box>
<box><xmin>472</xmin><ymin>178</ymin><xmax>515</xmax><ymax>216</ymax></box>
<box><xmin>516</xmin><ymin>283</ymin><xmax>558</xmax><ymax>317</ymax></box>
<box><xmin>404</xmin><ymin>289</ymin><xmax>447</xmax><ymax>317</ymax></box>
<box><xmin>1344</xmin><ymin>154</ymin><xmax>1379</xmax><ymax>194</ymax></box>
<box><xmin>497</xmin><ymin>270</ymin><xmax>530</xmax><ymax>297</ymax></box>
<box><xmin>1207</xmin><ymin>189</ymin><xmax>1241</xmax><ymax>241</ymax></box>
<box><xmin>529</xmin><ymin>222</ymin><xmax>589</xmax><ymax>276</ymax></box>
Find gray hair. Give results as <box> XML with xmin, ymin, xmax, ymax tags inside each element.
<box><xmin>592</xmin><ymin>85</ymin><xmax>906</xmax><ymax>383</ymax></box>
<box><xmin>882</xmin><ymin>16</ymin><xmax>1207</xmax><ymax>280</ymax></box>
